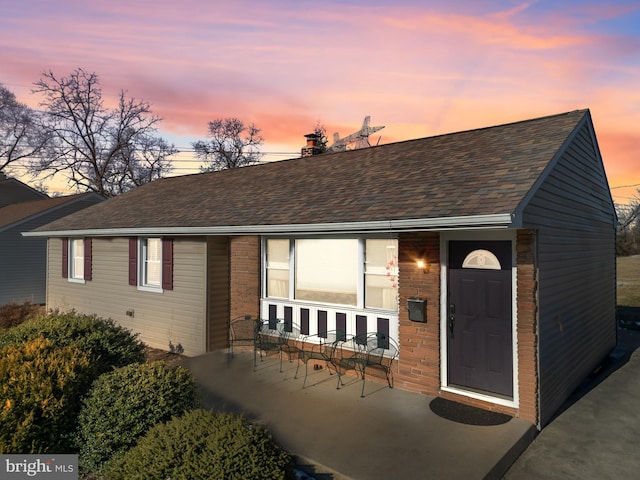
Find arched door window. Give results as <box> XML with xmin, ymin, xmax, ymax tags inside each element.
<box><xmin>461</xmin><ymin>249</ymin><xmax>501</xmax><ymax>270</ymax></box>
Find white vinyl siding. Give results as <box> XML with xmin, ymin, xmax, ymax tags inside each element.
<box><xmin>46</xmin><ymin>236</ymin><xmax>208</xmax><ymax>356</ymax></box>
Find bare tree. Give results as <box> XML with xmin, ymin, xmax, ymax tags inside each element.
<box><xmin>616</xmin><ymin>189</ymin><xmax>640</xmax><ymax>256</ymax></box>
<box><xmin>31</xmin><ymin>68</ymin><xmax>176</xmax><ymax>197</ymax></box>
<box><xmin>192</xmin><ymin>118</ymin><xmax>263</xmax><ymax>172</ymax></box>
<box><xmin>312</xmin><ymin>121</ymin><xmax>329</xmax><ymax>153</ymax></box>
<box><xmin>0</xmin><ymin>83</ymin><xmax>47</xmax><ymax>174</ymax></box>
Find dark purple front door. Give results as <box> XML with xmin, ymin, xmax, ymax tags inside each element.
<box><xmin>447</xmin><ymin>241</ymin><xmax>513</xmax><ymax>398</ymax></box>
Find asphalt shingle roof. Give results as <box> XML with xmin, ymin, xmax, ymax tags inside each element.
<box><xmin>33</xmin><ymin>109</ymin><xmax>589</xmax><ymax>234</ymax></box>
<box><xmin>0</xmin><ymin>194</ymin><xmax>90</xmax><ymax>230</ymax></box>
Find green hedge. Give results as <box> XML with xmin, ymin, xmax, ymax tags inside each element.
<box><xmin>77</xmin><ymin>361</ymin><xmax>200</xmax><ymax>475</ymax></box>
<box><xmin>105</xmin><ymin>409</ymin><xmax>296</xmax><ymax>480</ymax></box>
<box><xmin>0</xmin><ymin>311</ymin><xmax>146</xmax><ymax>373</ymax></box>
<box><xmin>0</xmin><ymin>337</ymin><xmax>97</xmax><ymax>453</ymax></box>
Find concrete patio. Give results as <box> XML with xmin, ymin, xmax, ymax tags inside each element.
<box><xmin>180</xmin><ymin>350</ymin><xmax>535</xmax><ymax>480</ymax></box>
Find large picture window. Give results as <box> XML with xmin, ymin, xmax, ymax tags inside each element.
<box><xmin>295</xmin><ymin>239</ymin><xmax>359</xmax><ymax>305</ymax></box>
<box><xmin>265</xmin><ymin>237</ymin><xmax>398</xmax><ymax>311</ymax></box>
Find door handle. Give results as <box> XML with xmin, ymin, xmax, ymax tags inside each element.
<box><xmin>448</xmin><ymin>304</ymin><xmax>455</xmax><ymax>338</ymax></box>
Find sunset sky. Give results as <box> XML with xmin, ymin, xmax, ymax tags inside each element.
<box><xmin>2</xmin><ymin>0</ymin><xmax>639</xmax><ymax>205</ymax></box>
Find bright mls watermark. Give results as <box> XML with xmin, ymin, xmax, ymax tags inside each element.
<box><xmin>1</xmin><ymin>455</ymin><xmax>77</xmax><ymax>479</ymax></box>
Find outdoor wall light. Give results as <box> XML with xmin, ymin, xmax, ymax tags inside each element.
<box><xmin>416</xmin><ymin>259</ymin><xmax>429</xmax><ymax>273</ymax></box>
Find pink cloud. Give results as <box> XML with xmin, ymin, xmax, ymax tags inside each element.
<box><xmin>381</xmin><ymin>7</ymin><xmax>591</xmax><ymax>51</ymax></box>
<box><xmin>1</xmin><ymin>0</ymin><xmax>639</xmax><ymax>202</ymax></box>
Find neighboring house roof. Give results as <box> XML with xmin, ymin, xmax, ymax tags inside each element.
<box><xmin>28</xmin><ymin>109</ymin><xmax>605</xmax><ymax>236</ymax></box>
<box><xmin>0</xmin><ymin>174</ymin><xmax>49</xmax><ymax>208</ymax></box>
<box><xmin>0</xmin><ymin>193</ymin><xmax>104</xmax><ymax>233</ymax></box>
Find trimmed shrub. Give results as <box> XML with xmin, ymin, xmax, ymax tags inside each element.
<box><xmin>0</xmin><ymin>311</ymin><xmax>146</xmax><ymax>373</ymax></box>
<box><xmin>77</xmin><ymin>361</ymin><xmax>200</xmax><ymax>474</ymax></box>
<box><xmin>105</xmin><ymin>409</ymin><xmax>296</xmax><ymax>480</ymax></box>
<box><xmin>0</xmin><ymin>301</ymin><xmax>43</xmax><ymax>330</ymax></box>
<box><xmin>0</xmin><ymin>337</ymin><xmax>96</xmax><ymax>453</ymax></box>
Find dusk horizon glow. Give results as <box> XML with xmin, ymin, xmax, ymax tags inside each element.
<box><xmin>2</xmin><ymin>0</ymin><xmax>638</xmax><ymax>205</ymax></box>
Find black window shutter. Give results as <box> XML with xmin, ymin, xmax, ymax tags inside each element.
<box><xmin>62</xmin><ymin>238</ymin><xmax>69</xmax><ymax>278</ymax></box>
<box><xmin>128</xmin><ymin>238</ymin><xmax>138</xmax><ymax>286</ymax></box>
<box><xmin>84</xmin><ymin>237</ymin><xmax>92</xmax><ymax>281</ymax></box>
<box><xmin>162</xmin><ymin>238</ymin><xmax>173</xmax><ymax>290</ymax></box>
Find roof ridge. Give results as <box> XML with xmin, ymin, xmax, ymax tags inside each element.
<box><xmin>27</xmin><ymin>109</ymin><xmax>593</xmax><ymax>234</ymax></box>
<box><xmin>360</xmin><ymin>109</ymin><xmax>589</xmax><ymax>151</ymax></box>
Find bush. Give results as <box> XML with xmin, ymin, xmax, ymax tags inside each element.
<box><xmin>0</xmin><ymin>311</ymin><xmax>146</xmax><ymax>373</ymax></box>
<box><xmin>0</xmin><ymin>301</ymin><xmax>43</xmax><ymax>330</ymax></box>
<box><xmin>77</xmin><ymin>361</ymin><xmax>200</xmax><ymax>474</ymax></box>
<box><xmin>105</xmin><ymin>409</ymin><xmax>296</xmax><ymax>480</ymax></box>
<box><xmin>0</xmin><ymin>337</ymin><xmax>96</xmax><ymax>453</ymax></box>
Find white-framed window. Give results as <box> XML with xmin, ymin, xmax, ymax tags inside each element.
<box><xmin>296</xmin><ymin>238</ymin><xmax>359</xmax><ymax>305</ymax></box>
<box><xmin>266</xmin><ymin>239</ymin><xmax>290</xmax><ymax>298</ymax></box>
<box><xmin>365</xmin><ymin>239</ymin><xmax>398</xmax><ymax>310</ymax></box>
<box><xmin>69</xmin><ymin>238</ymin><xmax>85</xmax><ymax>281</ymax></box>
<box><xmin>264</xmin><ymin>237</ymin><xmax>399</xmax><ymax>311</ymax></box>
<box><xmin>140</xmin><ymin>237</ymin><xmax>162</xmax><ymax>289</ymax></box>
<box><xmin>128</xmin><ymin>237</ymin><xmax>173</xmax><ymax>292</ymax></box>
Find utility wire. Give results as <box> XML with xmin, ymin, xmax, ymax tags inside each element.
<box><xmin>611</xmin><ymin>183</ymin><xmax>640</xmax><ymax>189</ymax></box>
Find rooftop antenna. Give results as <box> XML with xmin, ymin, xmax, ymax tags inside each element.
<box><xmin>327</xmin><ymin>116</ymin><xmax>384</xmax><ymax>152</ymax></box>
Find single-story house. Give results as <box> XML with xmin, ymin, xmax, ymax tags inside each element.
<box><xmin>26</xmin><ymin>109</ymin><xmax>616</xmax><ymax>428</ymax></box>
<box><xmin>0</xmin><ymin>178</ymin><xmax>104</xmax><ymax>305</ymax></box>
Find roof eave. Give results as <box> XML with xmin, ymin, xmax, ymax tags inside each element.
<box><xmin>22</xmin><ymin>213</ymin><xmax>515</xmax><ymax>237</ymax></box>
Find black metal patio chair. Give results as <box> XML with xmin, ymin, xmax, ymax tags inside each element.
<box><xmin>254</xmin><ymin>319</ymin><xmax>282</xmax><ymax>370</ymax></box>
<box><xmin>361</xmin><ymin>333</ymin><xmax>399</xmax><ymax>395</ymax></box>
<box><xmin>298</xmin><ymin>329</ymin><xmax>347</xmax><ymax>387</ymax></box>
<box><xmin>228</xmin><ymin>315</ymin><xmax>260</xmax><ymax>359</ymax></box>
<box><xmin>279</xmin><ymin>320</ymin><xmax>303</xmax><ymax>371</ymax></box>
<box><xmin>331</xmin><ymin>332</ymin><xmax>399</xmax><ymax>397</ymax></box>
<box><xmin>254</xmin><ymin>319</ymin><xmax>302</xmax><ymax>372</ymax></box>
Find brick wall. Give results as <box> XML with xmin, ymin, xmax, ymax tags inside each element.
<box><xmin>515</xmin><ymin>229</ymin><xmax>539</xmax><ymax>424</ymax></box>
<box><xmin>394</xmin><ymin>230</ymin><xmax>539</xmax><ymax>424</ymax></box>
<box><xmin>395</xmin><ymin>232</ymin><xmax>441</xmax><ymax>395</ymax></box>
<box><xmin>229</xmin><ymin>236</ymin><xmax>261</xmax><ymax>320</ymax></box>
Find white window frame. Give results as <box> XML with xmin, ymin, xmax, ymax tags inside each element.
<box><xmin>364</xmin><ymin>238</ymin><xmax>399</xmax><ymax>310</ymax></box>
<box><xmin>68</xmin><ymin>238</ymin><xmax>85</xmax><ymax>283</ymax></box>
<box><xmin>138</xmin><ymin>237</ymin><xmax>163</xmax><ymax>292</ymax></box>
<box><xmin>263</xmin><ymin>236</ymin><xmax>399</xmax><ymax>313</ymax></box>
<box><xmin>295</xmin><ymin>238</ymin><xmax>360</xmax><ymax>306</ymax></box>
<box><xmin>265</xmin><ymin>238</ymin><xmax>291</xmax><ymax>299</ymax></box>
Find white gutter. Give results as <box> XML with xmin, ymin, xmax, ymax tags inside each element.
<box><xmin>23</xmin><ymin>213</ymin><xmax>514</xmax><ymax>237</ymax></box>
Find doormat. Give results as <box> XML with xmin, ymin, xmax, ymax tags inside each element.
<box><xmin>429</xmin><ymin>397</ymin><xmax>512</xmax><ymax>426</ymax></box>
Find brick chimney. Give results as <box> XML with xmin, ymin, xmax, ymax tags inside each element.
<box><xmin>301</xmin><ymin>133</ymin><xmax>322</xmax><ymax>157</ymax></box>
